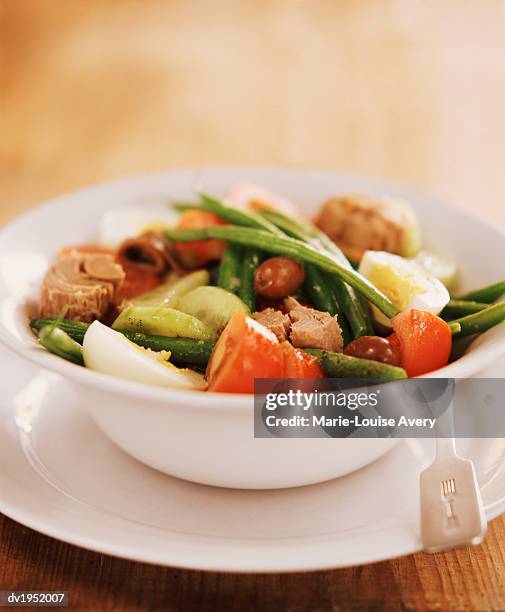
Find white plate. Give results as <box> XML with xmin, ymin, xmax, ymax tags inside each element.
<box><xmin>1</xmin><ymin>347</ymin><xmax>504</xmax><ymax>572</ymax></box>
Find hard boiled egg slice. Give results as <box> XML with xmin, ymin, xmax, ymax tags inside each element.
<box><xmin>99</xmin><ymin>202</ymin><xmax>178</xmax><ymax>249</ymax></box>
<box><xmin>358</xmin><ymin>251</ymin><xmax>450</xmax><ymax>326</ymax></box>
<box><xmin>83</xmin><ymin>321</ymin><xmax>206</xmax><ymax>390</ymax></box>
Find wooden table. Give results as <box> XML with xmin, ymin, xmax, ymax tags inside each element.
<box><xmin>1</xmin><ymin>1</ymin><xmax>504</xmax><ymax>609</ymax></box>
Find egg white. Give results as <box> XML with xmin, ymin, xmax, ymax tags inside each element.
<box><xmin>83</xmin><ymin>321</ymin><xmax>206</xmax><ymax>390</ymax></box>
<box><xmin>99</xmin><ymin>203</ymin><xmax>179</xmax><ymax>248</ymax></box>
<box><xmin>359</xmin><ymin>251</ymin><xmax>450</xmax><ymax>326</ymax></box>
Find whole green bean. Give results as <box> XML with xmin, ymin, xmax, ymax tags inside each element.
<box><xmin>448</xmin><ymin>321</ymin><xmax>462</xmax><ymax>335</ymax></box>
<box><xmin>199</xmin><ymin>194</ymin><xmax>284</xmax><ymax>236</ymax></box>
<box><xmin>303</xmin><ymin>265</ymin><xmax>340</xmax><ymax>316</ymax></box>
<box><xmin>38</xmin><ymin>325</ymin><xmax>84</xmax><ymax>365</ymax></box>
<box><xmin>327</xmin><ymin>284</ymin><xmax>353</xmax><ymax>346</ymax></box>
<box><xmin>355</xmin><ymin>293</ymin><xmax>374</xmax><ymax>333</ymax></box>
<box><xmin>333</xmin><ymin>277</ymin><xmax>374</xmax><ymax>338</ymax></box>
<box><xmin>31</xmin><ymin>319</ymin><xmax>214</xmax><ymax>365</ymax></box>
<box><xmin>455</xmin><ymin>281</ymin><xmax>505</xmax><ymax>304</ymax></box>
<box><xmin>449</xmin><ymin>335</ymin><xmax>477</xmax><ymax>363</ymax></box>
<box><xmin>442</xmin><ymin>299</ymin><xmax>488</xmax><ymax>319</ymax></box>
<box><xmin>304</xmin><ymin>348</ymin><xmax>407</xmax><ymax>380</ymax></box>
<box><xmin>449</xmin><ymin>303</ymin><xmax>505</xmax><ymax>338</ymax></box>
<box><xmin>164</xmin><ymin>225</ymin><xmax>400</xmax><ymax>319</ymax></box>
<box><xmin>260</xmin><ymin>210</ymin><xmax>311</xmax><ymax>240</ymax></box>
<box><xmin>32</xmin><ymin>318</ymin><xmax>88</xmax><ymax>343</ymax></box>
<box><xmin>120</xmin><ymin>331</ymin><xmax>214</xmax><ymax>365</ymax></box>
<box><xmin>239</xmin><ymin>249</ymin><xmax>260</xmax><ymax>311</ymax></box>
<box><xmin>218</xmin><ymin>246</ymin><xmax>242</xmax><ymax>294</ymax></box>
<box><xmin>172</xmin><ymin>201</ymin><xmax>201</xmax><ymax>213</ymax></box>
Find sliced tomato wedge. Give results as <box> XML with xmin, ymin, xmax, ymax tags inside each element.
<box><xmin>207</xmin><ymin>313</ymin><xmax>325</xmax><ymax>393</ymax></box>
<box><xmin>207</xmin><ymin>312</ymin><xmax>285</xmax><ymax>393</ymax></box>
<box><xmin>174</xmin><ymin>210</ymin><xmax>227</xmax><ymax>268</ymax></box>
<box><xmin>391</xmin><ymin>309</ymin><xmax>452</xmax><ymax>377</ymax></box>
<box><xmin>280</xmin><ymin>342</ymin><xmax>324</xmax><ymax>378</ymax></box>
<box><xmin>280</xmin><ymin>342</ymin><xmax>324</xmax><ymax>393</ymax></box>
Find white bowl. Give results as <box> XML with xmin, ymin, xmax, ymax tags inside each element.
<box><xmin>0</xmin><ymin>168</ymin><xmax>504</xmax><ymax>489</ymax></box>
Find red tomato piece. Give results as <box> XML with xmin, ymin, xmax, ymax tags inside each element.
<box><xmin>280</xmin><ymin>342</ymin><xmax>324</xmax><ymax>378</ymax></box>
<box><xmin>391</xmin><ymin>309</ymin><xmax>452</xmax><ymax>377</ymax></box>
<box><xmin>207</xmin><ymin>312</ymin><xmax>285</xmax><ymax>393</ymax></box>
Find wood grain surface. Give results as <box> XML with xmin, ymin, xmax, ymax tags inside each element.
<box><xmin>1</xmin><ymin>1</ymin><xmax>504</xmax><ymax>610</ymax></box>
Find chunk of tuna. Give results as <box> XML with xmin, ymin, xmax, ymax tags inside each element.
<box><xmin>284</xmin><ymin>297</ymin><xmax>343</xmax><ymax>352</ymax></box>
<box><xmin>313</xmin><ymin>195</ymin><xmax>420</xmax><ymax>261</ymax></box>
<box><xmin>40</xmin><ymin>251</ymin><xmax>125</xmax><ymax>322</ymax></box>
<box><xmin>252</xmin><ymin>308</ymin><xmax>291</xmax><ymax>342</ymax></box>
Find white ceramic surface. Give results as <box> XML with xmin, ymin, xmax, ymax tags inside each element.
<box><xmin>0</xmin><ymin>168</ymin><xmax>504</xmax><ymax>488</ymax></box>
<box><xmin>1</xmin><ymin>348</ymin><xmax>504</xmax><ymax>572</ymax></box>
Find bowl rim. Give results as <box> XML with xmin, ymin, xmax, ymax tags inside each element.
<box><xmin>1</xmin><ymin>166</ymin><xmax>504</xmax><ymax>412</ymax></box>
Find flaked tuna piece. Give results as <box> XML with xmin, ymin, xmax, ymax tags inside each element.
<box><xmin>252</xmin><ymin>308</ymin><xmax>291</xmax><ymax>342</ymax></box>
<box><xmin>284</xmin><ymin>297</ymin><xmax>343</xmax><ymax>353</ymax></box>
<box><xmin>40</xmin><ymin>251</ymin><xmax>125</xmax><ymax>322</ymax></box>
<box><xmin>313</xmin><ymin>195</ymin><xmax>421</xmax><ymax>261</ymax></box>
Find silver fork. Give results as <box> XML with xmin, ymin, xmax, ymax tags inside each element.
<box><xmin>420</xmin><ymin>402</ymin><xmax>487</xmax><ymax>553</ymax></box>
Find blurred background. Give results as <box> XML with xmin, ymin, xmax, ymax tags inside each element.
<box><xmin>1</xmin><ymin>0</ymin><xmax>504</xmax><ymax>226</ymax></box>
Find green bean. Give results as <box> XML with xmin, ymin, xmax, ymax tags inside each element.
<box><xmin>218</xmin><ymin>246</ymin><xmax>242</xmax><ymax>294</ymax></box>
<box><xmin>120</xmin><ymin>331</ymin><xmax>214</xmax><ymax>365</ymax></box>
<box><xmin>304</xmin><ymin>349</ymin><xmax>407</xmax><ymax>380</ymax></box>
<box><xmin>455</xmin><ymin>281</ymin><xmax>505</xmax><ymax>304</ymax></box>
<box><xmin>38</xmin><ymin>325</ymin><xmax>84</xmax><ymax>365</ymax></box>
<box><xmin>261</xmin><ymin>209</ymin><xmax>349</xmax><ymax>265</ymax></box>
<box><xmin>328</xmin><ymin>284</ymin><xmax>353</xmax><ymax>346</ymax></box>
<box><xmin>31</xmin><ymin>319</ymin><xmax>214</xmax><ymax>365</ymax></box>
<box><xmin>441</xmin><ymin>299</ymin><xmax>488</xmax><ymax>319</ymax></box>
<box><xmin>449</xmin><ymin>303</ymin><xmax>505</xmax><ymax>337</ymax></box>
<box><xmin>172</xmin><ymin>201</ymin><xmax>201</xmax><ymax>213</ymax></box>
<box><xmin>355</xmin><ymin>293</ymin><xmax>374</xmax><ymax>334</ymax></box>
<box><xmin>261</xmin><ymin>209</ymin><xmax>373</xmax><ymax>336</ymax></box>
<box><xmin>303</xmin><ymin>266</ymin><xmax>340</xmax><ymax>316</ymax></box>
<box><xmin>239</xmin><ymin>249</ymin><xmax>260</xmax><ymax>311</ymax></box>
<box><xmin>259</xmin><ymin>210</ymin><xmax>311</xmax><ymax>240</ymax></box>
<box><xmin>449</xmin><ymin>335</ymin><xmax>477</xmax><ymax>363</ymax></box>
<box><xmin>333</xmin><ymin>277</ymin><xmax>374</xmax><ymax>338</ymax></box>
<box><xmin>164</xmin><ymin>225</ymin><xmax>399</xmax><ymax>319</ymax></box>
<box><xmin>32</xmin><ymin>318</ymin><xmax>89</xmax><ymax>343</ymax></box>
<box><xmin>448</xmin><ymin>321</ymin><xmax>462</xmax><ymax>335</ymax></box>
<box><xmin>199</xmin><ymin>194</ymin><xmax>284</xmax><ymax>236</ymax></box>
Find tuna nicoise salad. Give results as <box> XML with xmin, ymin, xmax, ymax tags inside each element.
<box><xmin>30</xmin><ymin>183</ymin><xmax>505</xmax><ymax>393</ymax></box>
